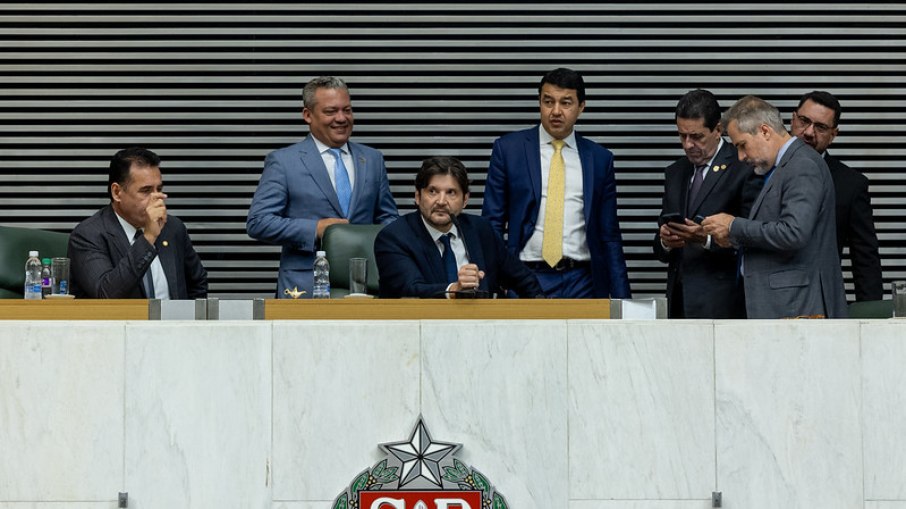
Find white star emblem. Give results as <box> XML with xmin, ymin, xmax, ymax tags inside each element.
<box><xmin>381</xmin><ymin>418</ymin><xmax>460</xmax><ymax>487</ymax></box>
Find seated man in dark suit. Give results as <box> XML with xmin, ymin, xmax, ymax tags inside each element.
<box><xmin>375</xmin><ymin>157</ymin><xmax>542</xmax><ymax>299</ymax></box>
<box><xmin>68</xmin><ymin>147</ymin><xmax>207</xmax><ymax>299</ymax></box>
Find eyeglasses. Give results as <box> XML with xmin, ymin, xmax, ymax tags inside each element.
<box><xmin>793</xmin><ymin>111</ymin><xmax>835</xmax><ymax>135</ymax></box>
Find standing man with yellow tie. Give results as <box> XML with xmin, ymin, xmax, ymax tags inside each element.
<box><xmin>482</xmin><ymin>68</ymin><xmax>631</xmax><ymax>298</ymax></box>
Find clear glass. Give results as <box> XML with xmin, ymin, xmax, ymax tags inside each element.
<box><xmin>893</xmin><ymin>280</ymin><xmax>906</xmax><ymax>318</ymax></box>
<box><xmin>51</xmin><ymin>257</ymin><xmax>70</xmax><ymax>295</ymax></box>
<box><xmin>349</xmin><ymin>257</ymin><xmax>367</xmax><ymax>295</ymax></box>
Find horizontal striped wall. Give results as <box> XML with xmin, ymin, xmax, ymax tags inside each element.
<box><xmin>1</xmin><ymin>3</ymin><xmax>904</xmax><ymax>298</ymax></box>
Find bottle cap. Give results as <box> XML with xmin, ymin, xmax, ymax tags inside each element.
<box><xmin>316</xmin><ymin>250</ymin><xmax>326</xmax><ymax>257</ymax></box>
<box><xmin>42</xmin><ymin>258</ymin><xmax>51</xmax><ymax>264</ymax></box>
<box><xmin>28</xmin><ymin>250</ymin><xmax>39</xmax><ymax>257</ymax></box>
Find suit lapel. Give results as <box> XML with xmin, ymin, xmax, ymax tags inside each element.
<box><xmin>748</xmin><ymin>140</ymin><xmax>799</xmax><ymax>218</ymax></box>
<box><xmin>347</xmin><ymin>143</ymin><xmax>367</xmax><ymax>218</ymax></box>
<box><xmin>458</xmin><ymin>214</ymin><xmax>486</xmax><ymax>268</ymax></box>
<box><xmin>411</xmin><ymin>214</ymin><xmax>447</xmax><ymax>285</ymax></box>
<box><xmin>576</xmin><ymin>133</ymin><xmax>596</xmax><ymax>224</ymax></box>
<box><xmin>524</xmin><ymin>128</ymin><xmax>543</xmax><ymax>207</ymax></box>
<box><xmin>101</xmin><ymin>206</ymin><xmax>132</xmax><ymax>263</ymax></box>
<box><xmin>299</xmin><ymin>135</ymin><xmax>343</xmax><ymax>216</ymax></box>
<box><xmin>688</xmin><ymin>141</ymin><xmax>733</xmax><ymax>215</ymax></box>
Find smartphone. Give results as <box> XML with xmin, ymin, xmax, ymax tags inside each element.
<box><xmin>658</xmin><ymin>212</ymin><xmax>684</xmax><ymax>226</ymax></box>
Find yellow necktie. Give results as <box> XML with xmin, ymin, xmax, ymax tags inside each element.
<box><xmin>543</xmin><ymin>139</ymin><xmax>565</xmax><ymax>267</ymax></box>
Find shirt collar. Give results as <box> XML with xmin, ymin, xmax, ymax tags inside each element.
<box><xmin>114</xmin><ymin>210</ymin><xmax>140</xmax><ymax>243</ymax></box>
<box><xmin>539</xmin><ymin>124</ymin><xmax>578</xmax><ymax>149</ymax></box>
<box><xmin>312</xmin><ymin>136</ymin><xmax>349</xmax><ymax>156</ymax></box>
<box><xmin>775</xmin><ymin>136</ymin><xmax>797</xmax><ymax>167</ymax></box>
<box><xmin>420</xmin><ymin>215</ymin><xmax>461</xmax><ymax>243</ymax></box>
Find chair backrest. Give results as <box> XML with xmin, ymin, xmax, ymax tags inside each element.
<box><xmin>0</xmin><ymin>225</ymin><xmax>70</xmax><ymax>298</ymax></box>
<box><xmin>847</xmin><ymin>299</ymin><xmax>894</xmax><ymax>319</ymax></box>
<box><xmin>321</xmin><ymin>223</ymin><xmax>385</xmax><ymax>297</ymax></box>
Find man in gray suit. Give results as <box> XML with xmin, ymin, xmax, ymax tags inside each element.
<box><xmin>702</xmin><ymin>96</ymin><xmax>847</xmax><ymax>319</ymax></box>
<box><xmin>68</xmin><ymin>147</ymin><xmax>208</xmax><ymax>299</ymax></box>
<box><xmin>247</xmin><ymin>76</ymin><xmax>398</xmax><ymax>297</ymax></box>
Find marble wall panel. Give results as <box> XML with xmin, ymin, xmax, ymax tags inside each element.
<box><xmin>569</xmin><ymin>321</ymin><xmax>715</xmax><ymax>500</ymax></box>
<box><xmin>714</xmin><ymin>321</ymin><xmax>862</xmax><ymax>509</ymax></box>
<box><xmin>123</xmin><ymin>322</ymin><xmax>272</xmax><ymax>509</ymax></box>
<box><xmin>271</xmin><ymin>321</ymin><xmax>420</xmax><ymax>502</ymax></box>
<box><xmin>0</xmin><ymin>322</ymin><xmax>124</xmax><ymax>502</ymax></box>
<box><xmin>420</xmin><ymin>320</ymin><xmax>568</xmax><ymax>509</ymax></box>
<box><xmin>862</xmin><ymin>322</ymin><xmax>906</xmax><ymax>500</ymax></box>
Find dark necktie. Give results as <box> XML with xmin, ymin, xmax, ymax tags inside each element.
<box><xmin>134</xmin><ymin>229</ymin><xmax>155</xmax><ymax>298</ymax></box>
<box><xmin>687</xmin><ymin>164</ymin><xmax>706</xmax><ymax>216</ymax></box>
<box><xmin>439</xmin><ymin>233</ymin><xmax>458</xmax><ymax>285</ymax></box>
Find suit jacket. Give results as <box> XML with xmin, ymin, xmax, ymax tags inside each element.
<box><xmin>374</xmin><ymin>212</ymin><xmax>543</xmax><ymax>299</ymax></box>
<box><xmin>729</xmin><ymin>138</ymin><xmax>847</xmax><ymax>318</ymax></box>
<box><xmin>246</xmin><ymin>135</ymin><xmax>399</xmax><ymax>297</ymax></box>
<box><xmin>481</xmin><ymin>126</ymin><xmax>631</xmax><ymax>298</ymax></box>
<box><xmin>653</xmin><ymin>141</ymin><xmax>759</xmax><ymax>318</ymax></box>
<box><xmin>825</xmin><ymin>152</ymin><xmax>883</xmax><ymax>301</ymax></box>
<box><xmin>68</xmin><ymin>205</ymin><xmax>207</xmax><ymax>299</ymax></box>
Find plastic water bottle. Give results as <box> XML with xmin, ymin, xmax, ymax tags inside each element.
<box><xmin>312</xmin><ymin>250</ymin><xmax>331</xmax><ymax>299</ymax></box>
<box><xmin>24</xmin><ymin>251</ymin><xmax>42</xmax><ymax>300</ymax></box>
<box><xmin>40</xmin><ymin>258</ymin><xmax>52</xmax><ymax>299</ymax></box>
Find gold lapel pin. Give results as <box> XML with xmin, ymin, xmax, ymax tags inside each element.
<box><xmin>712</xmin><ymin>165</ymin><xmax>720</xmax><ymax>172</ymax></box>
<box><xmin>162</xmin><ymin>241</ymin><xmax>169</xmax><ymax>247</ymax></box>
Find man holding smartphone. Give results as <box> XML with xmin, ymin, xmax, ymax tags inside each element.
<box><xmin>654</xmin><ymin>90</ymin><xmax>758</xmax><ymax>318</ymax></box>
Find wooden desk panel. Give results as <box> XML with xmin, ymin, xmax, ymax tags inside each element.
<box><xmin>0</xmin><ymin>299</ymin><xmax>148</xmax><ymax>320</ymax></box>
<box><xmin>265</xmin><ymin>298</ymin><xmax>611</xmax><ymax>320</ymax></box>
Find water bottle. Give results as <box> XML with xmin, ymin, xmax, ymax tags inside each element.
<box><xmin>40</xmin><ymin>258</ymin><xmax>53</xmax><ymax>299</ymax></box>
<box><xmin>312</xmin><ymin>250</ymin><xmax>331</xmax><ymax>299</ymax></box>
<box><xmin>24</xmin><ymin>250</ymin><xmax>42</xmax><ymax>300</ymax></box>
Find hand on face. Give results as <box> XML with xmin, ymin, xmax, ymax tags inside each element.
<box><xmin>142</xmin><ymin>192</ymin><xmax>168</xmax><ymax>243</ymax></box>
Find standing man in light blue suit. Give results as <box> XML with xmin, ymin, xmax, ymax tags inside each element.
<box><xmin>247</xmin><ymin>76</ymin><xmax>398</xmax><ymax>297</ymax></box>
<box><xmin>703</xmin><ymin>96</ymin><xmax>847</xmax><ymax>319</ymax></box>
<box><xmin>482</xmin><ymin>68</ymin><xmax>630</xmax><ymax>298</ymax></box>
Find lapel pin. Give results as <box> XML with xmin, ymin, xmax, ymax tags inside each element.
<box><xmin>162</xmin><ymin>241</ymin><xmax>169</xmax><ymax>247</ymax></box>
<box><xmin>712</xmin><ymin>165</ymin><xmax>720</xmax><ymax>172</ymax></box>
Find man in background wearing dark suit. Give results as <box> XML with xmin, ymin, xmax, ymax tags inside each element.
<box><xmin>655</xmin><ymin>89</ymin><xmax>759</xmax><ymax>318</ymax></box>
<box><xmin>790</xmin><ymin>90</ymin><xmax>883</xmax><ymax>301</ymax></box>
<box><xmin>68</xmin><ymin>147</ymin><xmax>207</xmax><ymax>299</ymax></box>
<box><xmin>482</xmin><ymin>68</ymin><xmax>630</xmax><ymax>299</ymax></box>
<box><xmin>703</xmin><ymin>96</ymin><xmax>847</xmax><ymax>319</ymax></box>
<box><xmin>247</xmin><ymin>76</ymin><xmax>398</xmax><ymax>297</ymax></box>
<box><xmin>375</xmin><ymin>157</ymin><xmax>542</xmax><ymax>299</ymax></box>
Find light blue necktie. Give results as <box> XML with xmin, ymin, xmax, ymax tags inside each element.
<box><xmin>327</xmin><ymin>148</ymin><xmax>352</xmax><ymax>217</ymax></box>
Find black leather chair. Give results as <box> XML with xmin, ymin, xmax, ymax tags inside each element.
<box><xmin>321</xmin><ymin>223</ymin><xmax>385</xmax><ymax>298</ymax></box>
<box><xmin>847</xmin><ymin>299</ymin><xmax>894</xmax><ymax>319</ymax></box>
<box><xmin>0</xmin><ymin>225</ymin><xmax>70</xmax><ymax>298</ymax></box>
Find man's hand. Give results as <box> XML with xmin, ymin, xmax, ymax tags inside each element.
<box><xmin>316</xmin><ymin>217</ymin><xmax>350</xmax><ymax>239</ymax></box>
<box><xmin>451</xmin><ymin>263</ymin><xmax>485</xmax><ymax>293</ymax></box>
<box><xmin>143</xmin><ymin>192</ymin><xmax>168</xmax><ymax>244</ymax></box>
<box><xmin>660</xmin><ymin>219</ymin><xmax>707</xmax><ymax>248</ymax></box>
<box><xmin>702</xmin><ymin>213</ymin><xmax>735</xmax><ymax>248</ymax></box>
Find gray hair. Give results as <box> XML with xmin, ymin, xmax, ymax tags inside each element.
<box><xmin>721</xmin><ymin>95</ymin><xmax>786</xmax><ymax>135</ymax></box>
<box><xmin>302</xmin><ymin>76</ymin><xmax>348</xmax><ymax>110</ymax></box>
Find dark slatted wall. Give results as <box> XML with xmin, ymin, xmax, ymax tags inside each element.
<box><xmin>1</xmin><ymin>3</ymin><xmax>904</xmax><ymax>298</ymax></box>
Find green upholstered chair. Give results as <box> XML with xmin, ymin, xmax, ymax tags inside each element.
<box><xmin>321</xmin><ymin>223</ymin><xmax>385</xmax><ymax>298</ymax></box>
<box><xmin>0</xmin><ymin>225</ymin><xmax>70</xmax><ymax>299</ymax></box>
<box><xmin>847</xmin><ymin>299</ymin><xmax>894</xmax><ymax>319</ymax></box>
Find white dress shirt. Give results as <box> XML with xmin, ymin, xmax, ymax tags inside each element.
<box><xmin>312</xmin><ymin>136</ymin><xmax>356</xmax><ymax>190</ymax></box>
<box><xmin>520</xmin><ymin>125</ymin><xmax>591</xmax><ymax>262</ymax></box>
